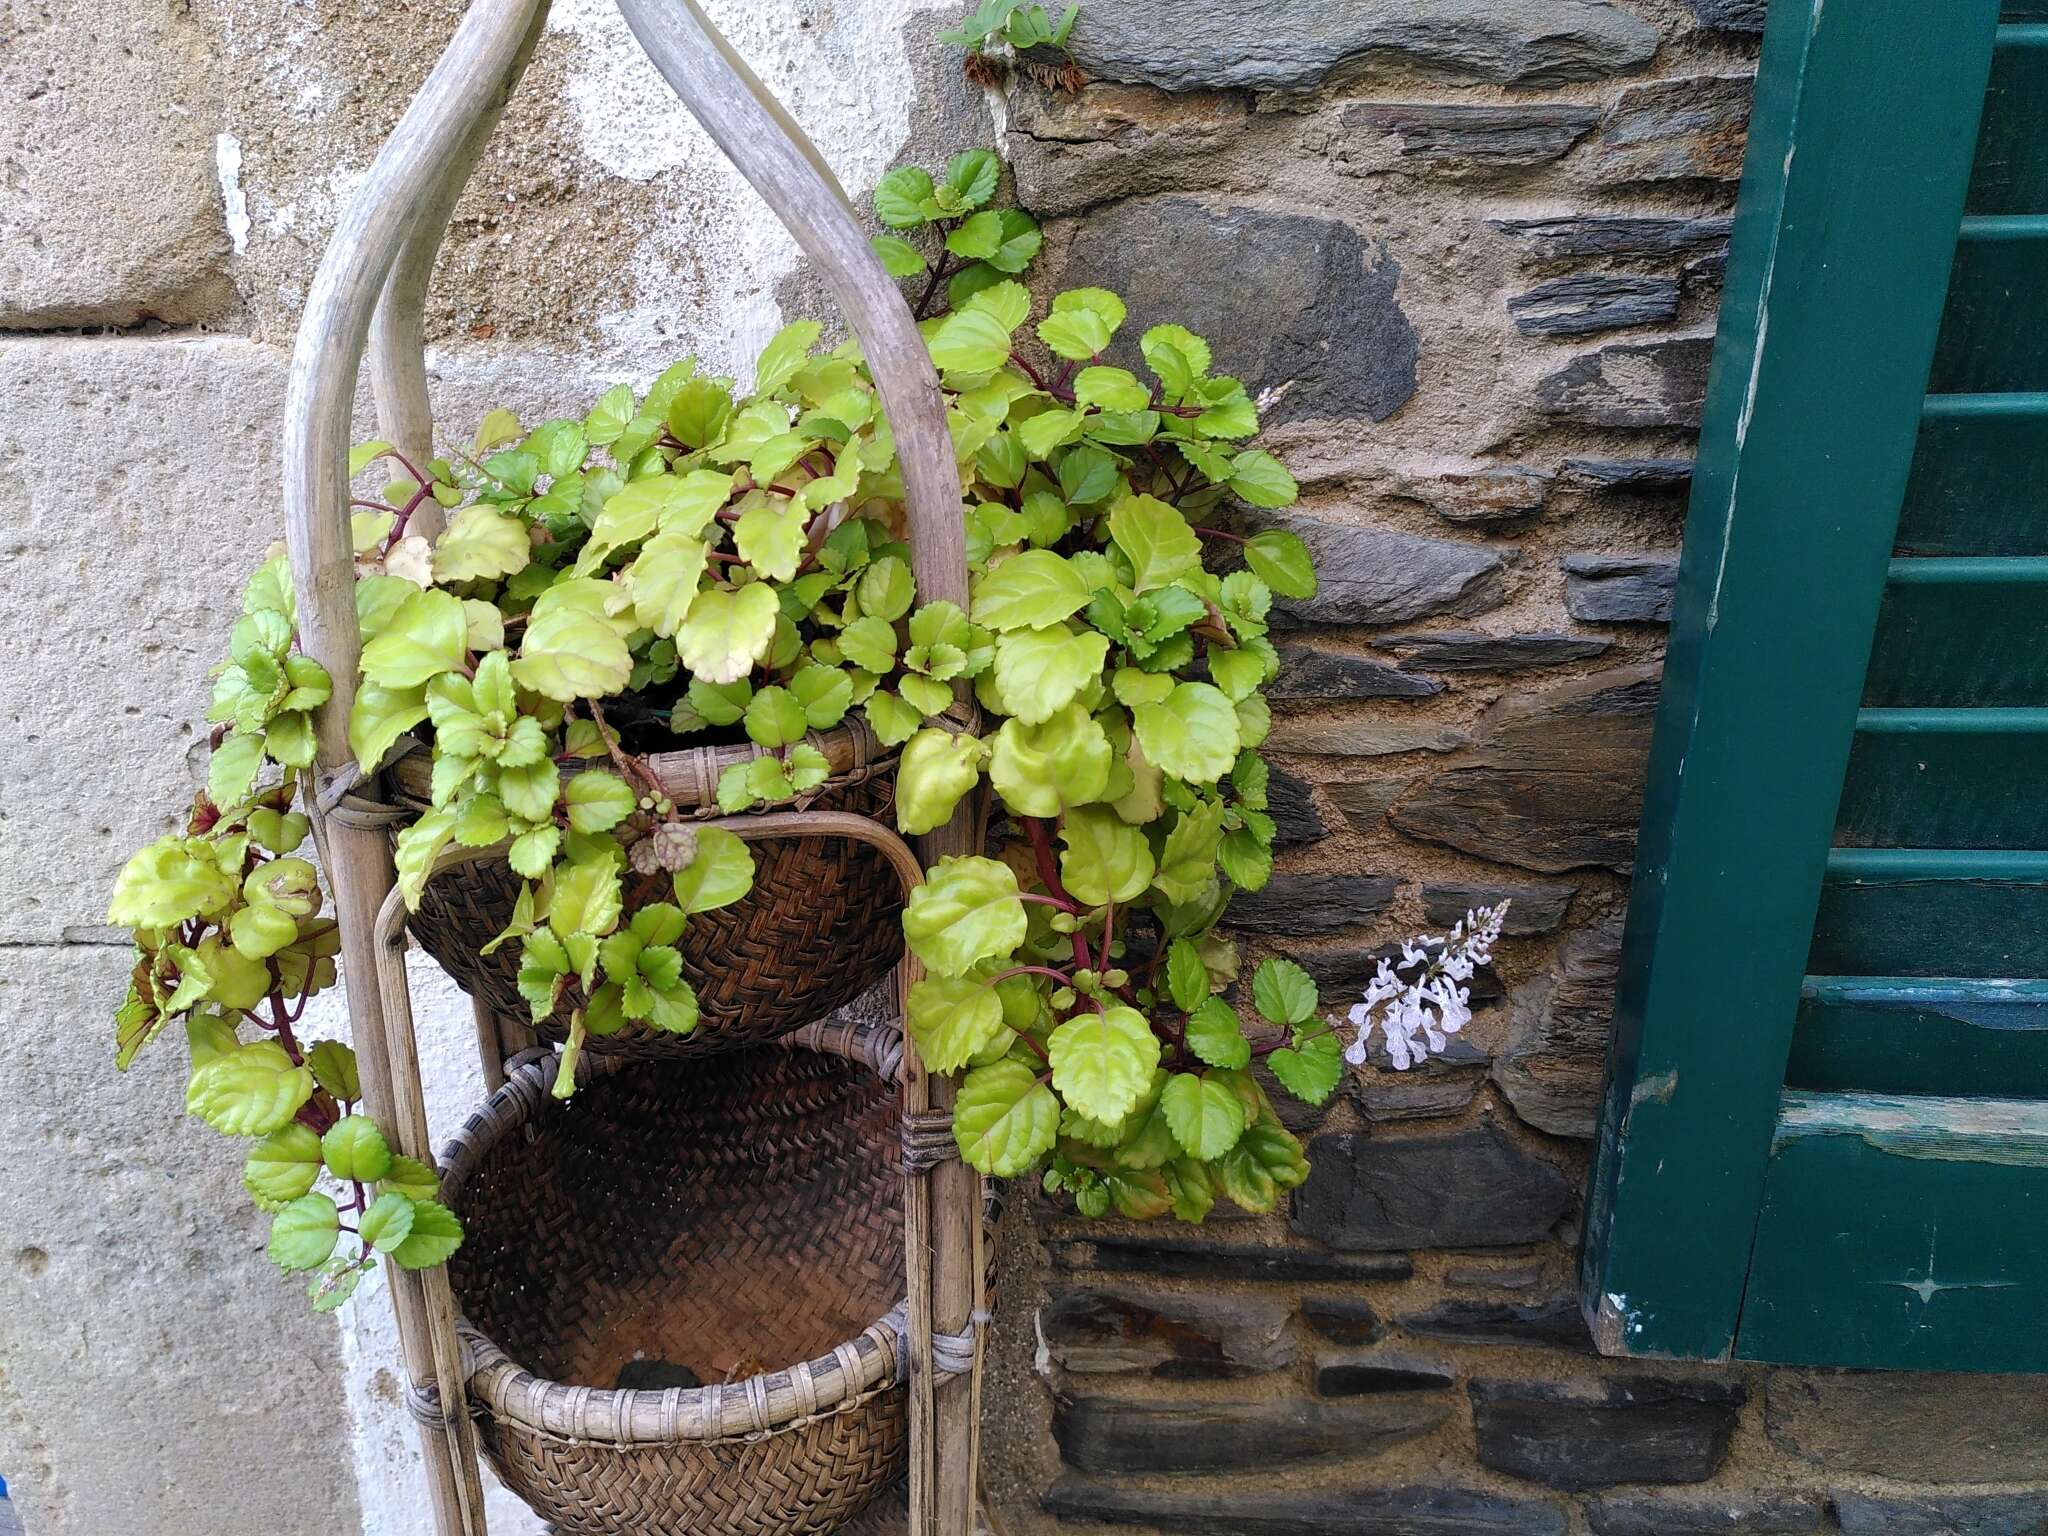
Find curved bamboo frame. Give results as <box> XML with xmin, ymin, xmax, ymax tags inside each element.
<box><xmin>280</xmin><ymin>2</ymin><xmax>984</xmax><ymax>1532</ymax></box>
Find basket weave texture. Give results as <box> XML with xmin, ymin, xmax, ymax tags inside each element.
<box><xmin>441</xmin><ymin>1019</ymin><xmax>910</xmax><ymax>1536</ymax></box>
<box><xmin>395</xmin><ymin>726</ymin><xmax>904</xmax><ymax>1057</ymax></box>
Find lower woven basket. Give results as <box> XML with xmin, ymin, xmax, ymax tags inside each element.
<box><xmin>440</xmin><ymin>1017</ymin><xmax>912</xmax><ymax>1536</ymax></box>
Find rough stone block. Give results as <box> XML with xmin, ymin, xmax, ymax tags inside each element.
<box><xmin>1493</xmin><ymin>914</ymin><xmax>1624</xmax><ymax>1137</ymax></box>
<box><xmin>0</xmin><ymin>6</ymin><xmax>232</xmax><ymax>327</ymax></box>
<box><xmin>1300</xmin><ymin>1297</ymin><xmax>1386</xmax><ymax>1346</ymax></box>
<box><xmin>1421</xmin><ymin>881</ymin><xmax>1577</xmax><ymax>933</ymax></box>
<box><xmin>1390</xmin><ymin>666</ymin><xmax>1661</xmax><ymax>873</ymax></box>
<box><xmin>1231</xmin><ymin>508</ymin><xmax>1507</xmax><ymax>627</ymax></box>
<box><xmin>1063</xmin><ymin>199</ymin><xmax>1418</xmax><ymax>427</ymax></box>
<box><xmin>1593</xmin><ymin>75</ymin><xmax>1755</xmax><ymax>184</ymax></box>
<box><xmin>1394</xmin><ymin>1297</ymin><xmax>1595</xmax><ymax>1352</ymax></box>
<box><xmin>1588</xmin><ymin>1492</ymin><xmax>1826</xmax><ymax>1535</ymax></box>
<box><xmin>1765</xmin><ymin>1369</ymin><xmax>2048</xmax><ymax>1483</ymax></box>
<box><xmin>1489</xmin><ymin>214</ymin><xmax>1734</xmax><ymax>263</ymax></box>
<box><xmin>1004</xmin><ymin>83</ymin><xmax>1251</xmax><ymax>216</ymax></box>
<box><xmin>1227</xmin><ymin>875</ymin><xmax>1399</xmax><ymax>934</ymax></box>
<box><xmin>1315</xmin><ymin>1350</ymin><xmax>1458</xmax><ymax>1395</ymax></box>
<box><xmin>1269</xmin><ymin>716</ymin><xmax>1471</xmax><ymax>757</ymax></box>
<box><xmin>1380</xmin><ymin>632</ymin><xmax>1612</xmax><ymax>673</ymax></box>
<box><xmin>1036</xmin><ymin>1287</ymin><xmax>1294</xmax><ymax>1380</ymax></box>
<box><xmin>1063</xmin><ymin>0</ymin><xmax>1661</xmax><ymax>93</ymax></box>
<box><xmin>1294</xmin><ymin>1123</ymin><xmax>1574</xmax><ymax>1251</ymax></box>
<box><xmin>1331</xmin><ymin>102</ymin><xmax>1600</xmax><ymax>178</ymax></box>
<box><xmin>1399</xmin><ymin>464</ymin><xmax>1557</xmax><ymax>527</ymax></box>
<box><xmin>0</xmin><ymin>948</ymin><xmax>358</xmax><ymax>1535</ymax></box>
<box><xmin>1053</xmin><ymin>1393</ymin><xmax>1447</xmax><ymax>1474</ymax></box>
<box><xmin>1047</xmin><ymin>1233</ymin><xmax>1413</xmax><ymax>1284</ymax></box>
<box><xmin>1537</xmin><ymin>335</ymin><xmax>1715</xmax><ymax>427</ymax></box>
<box><xmin>1831</xmin><ymin>1492</ymin><xmax>2048</xmax><ymax>1536</ymax></box>
<box><xmin>0</xmin><ymin>337</ymin><xmax>290</xmax><ymax>942</ymax></box>
<box><xmin>1446</xmin><ymin>1263</ymin><xmax>1546</xmax><ymax>1290</ymax></box>
<box><xmin>1681</xmin><ymin>0</ymin><xmax>1769</xmax><ymax>33</ymax></box>
<box><xmin>1328</xmin><ymin>778</ymin><xmax>1416</xmax><ymax>836</ymax></box>
<box><xmin>1274</xmin><ymin>644</ymin><xmax>1446</xmax><ymax>700</ymax></box>
<box><xmin>1563</xmin><ymin>456</ymin><xmax>1696</xmax><ymax>491</ymax></box>
<box><xmin>1508</xmin><ymin>274</ymin><xmax>1682</xmax><ymax>337</ymax></box>
<box><xmin>1268</xmin><ymin>763</ymin><xmax>1333</xmax><ymax>846</ymax></box>
<box><xmin>1470</xmin><ymin>1377</ymin><xmax>1746</xmax><ymax>1491</ymax></box>
<box><xmin>1564</xmin><ymin>552</ymin><xmax>1680</xmax><ymax>622</ymax></box>
<box><xmin>1043</xmin><ymin>1478</ymin><xmax>1572</xmax><ymax>1536</ymax></box>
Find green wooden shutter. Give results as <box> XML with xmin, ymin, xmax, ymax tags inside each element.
<box><xmin>1579</xmin><ymin>0</ymin><xmax>2048</xmax><ymax>1372</ymax></box>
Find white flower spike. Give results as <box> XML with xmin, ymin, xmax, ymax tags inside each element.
<box><xmin>1344</xmin><ymin>902</ymin><xmax>1509</xmax><ymax>1071</ymax></box>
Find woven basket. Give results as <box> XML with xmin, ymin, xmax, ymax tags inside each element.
<box><xmin>392</xmin><ymin>720</ymin><xmax>905</xmax><ymax>1057</ymax></box>
<box><xmin>441</xmin><ymin>1017</ymin><xmax>913</xmax><ymax>1536</ymax></box>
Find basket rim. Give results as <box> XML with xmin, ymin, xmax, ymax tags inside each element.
<box><xmin>438</xmin><ymin>1017</ymin><xmax>911</xmax><ymax>1446</ymax></box>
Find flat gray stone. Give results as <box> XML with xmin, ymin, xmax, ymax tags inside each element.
<box><xmin>1422</xmin><ymin>882</ymin><xmax>1577</xmax><ymax>933</ymax></box>
<box><xmin>1327</xmin><ymin>778</ymin><xmax>1416</xmax><ymax>836</ymax></box>
<box><xmin>1044</xmin><ymin>1478</ymin><xmax>1571</xmax><ymax>1536</ymax></box>
<box><xmin>1315</xmin><ymin>1350</ymin><xmax>1458</xmax><ymax>1395</ymax></box>
<box><xmin>1268</xmin><ymin>763</ymin><xmax>1332</xmax><ymax>846</ymax></box>
<box><xmin>1493</xmin><ymin>914</ymin><xmax>1625</xmax><ymax>1136</ymax></box>
<box><xmin>1380</xmin><ymin>632</ymin><xmax>1611</xmax><ymax>672</ymax></box>
<box><xmin>1682</xmin><ymin>0</ymin><xmax>1768</xmax><ymax>30</ymax></box>
<box><xmin>1269</xmin><ymin>716</ymin><xmax>1471</xmax><ymax>757</ymax></box>
<box><xmin>1230</xmin><ymin>508</ymin><xmax>1507</xmax><ymax>626</ymax></box>
<box><xmin>1064</xmin><ymin>0</ymin><xmax>1662</xmax><ymax>93</ymax></box>
<box><xmin>1294</xmin><ymin>1123</ymin><xmax>1575</xmax><ymax>1251</ymax></box>
<box><xmin>1002</xmin><ymin>82</ymin><xmax>1252</xmax><ymax>217</ymax></box>
<box><xmin>1046</xmin><ymin>1234</ymin><xmax>1413</xmax><ymax>1284</ymax></box>
<box><xmin>1589</xmin><ymin>1492</ymin><xmax>1826</xmax><ymax>1535</ymax></box>
<box><xmin>1390</xmin><ymin>665</ymin><xmax>1662</xmax><ymax>873</ymax></box>
<box><xmin>1446</xmin><ymin>1263</ymin><xmax>1546</xmax><ymax>1290</ymax></box>
<box><xmin>1595</xmin><ymin>75</ymin><xmax>1755</xmax><ymax>184</ymax></box>
<box><xmin>1400</xmin><ymin>464</ymin><xmax>1556</xmax><ymax>527</ymax></box>
<box><xmin>1508</xmin><ymin>274</ymin><xmax>1681</xmax><ymax>337</ymax></box>
<box><xmin>1489</xmin><ymin>214</ymin><xmax>1733</xmax><ymax>263</ymax></box>
<box><xmin>1564</xmin><ymin>552</ymin><xmax>1680</xmax><ymax>622</ymax></box>
<box><xmin>1063</xmin><ymin>199</ymin><xmax>1418</xmax><ymax>427</ymax></box>
<box><xmin>1331</xmin><ymin>102</ymin><xmax>1600</xmax><ymax>178</ymax></box>
<box><xmin>1563</xmin><ymin>457</ymin><xmax>1695</xmax><ymax>491</ymax></box>
<box><xmin>1053</xmin><ymin>1394</ymin><xmax>1447</xmax><ymax>1474</ymax></box>
<box><xmin>1394</xmin><ymin>1297</ymin><xmax>1595</xmax><ymax>1352</ymax></box>
<box><xmin>0</xmin><ymin>948</ymin><xmax>359</xmax><ymax>1535</ymax></box>
<box><xmin>1470</xmin><ymin>1377</ymin><xmax>1746</xmax><ymax>1492</ymax></box>
<box><xmin>1038</xmin><ymin>1287</ymin><xmax>1293</xmax><ymax>1380</ymax></box>
<box><xmin>1300</xmin><ymin>1297</ymin><xmax>1386</xmax><ymax>1346</ymax></box>
<box><xmin>0</xmin><ymin>4</ymin><xmax>233</xmax><ymax>326</ymax></box>
<box><xmin>1274</xmin><ymin>644</ymin><xmax>1445</xmax><ymax>700</ymax></box>
<box><xmin>1765</xmin><ymin>1369</ymin><xmax>2048</xmax><ymax>1483</ymax></box>
<box><xmin>1537</xmin><ymin>335</ymin><xmax>1715</xmax><ymax>428</ymax></box>
<box><xmin>1228</xmin><ymin>875</ymin><xmax>1399</xmax><ymax>934</ymax></box>
<box><xmin>1832</xmin><ymin>1492</ymin><xmax>2048</xmax><ymax>1536</ymax></box>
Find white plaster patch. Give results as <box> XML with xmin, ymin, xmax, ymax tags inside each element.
<box><xmin>215</xmin><ymin>132</ymin><xmax>252</xmax><ymax>255</ymax></box>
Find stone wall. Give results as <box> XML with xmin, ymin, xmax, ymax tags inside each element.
<box><xmin>1</xmin><ymin>0</ymin><xmax>2043</xmax><ymax>1533</ymax></box>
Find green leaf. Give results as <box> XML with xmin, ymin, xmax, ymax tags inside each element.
<box><xmin>349</xmin><ymin>438</ymin><xmax>394</xmax><ymax>477</ymax></box>
<box><xmin>359</xmin><ymin>1191</ymin><xmax>416</xmax><ymax>1254</ymax></box>
<box><xmin>674</xmin><ymin>581</ymin><xmax>779</xmax><ymax>686</ymax></box>
<box><xmin>625</xmin><ymin>532</ymin><xmax>711</xmax><ymax>636</ymax></box>
<box><xmin>1036</xmin><ymin>308</ymin><xmax>1111</xmax><ymax>363</ymax></box>
<box><xmin>1108</xmin><ymin>494</ymin><xmax>1202</xmax><ymax>594</ymax></box>
<box><xmin>790</xmin><ymin>663</ymin><xmax>852</xmax><ymax>729</ymax></box>
<box><xmin>432</xmin><ymin>505</ymin><xmax>530</xmax><ymax>584</ymax></box>
<box><xmin>390</xmin><ymin>1198</ymin><xmax>465</xmax><ymax>1270</ymax></box>
<box><xmin>1227</xmin><ymin>450</ymin><xmax>1298</xmax><ymax>508</ymax></box>
<box><xmin>1218</xmin><ymin>828</ymin><xmax>1273</xmax><ymax>892</ymax></box>
<box><xmin>941</xmin><ymin>148</ymin><xmax>1001</xmax><ymax>210</ymax></box>
<box><xmin>307</xmin><ymin>1040</ymin><xmax>360</xmax><ymax>1102</ymax></box>
<box><xmin>1055</xmin><ymin>286</ymin><xmax>1128</xmax><ymax>332</ymax></box>
<box><xmin>1267</xmin><ymin>1027</ymin><xmax>1343</xmax><ymax>1107</ymax></box>
<box><xmin>874</xmin><ymin>165</ymin><xmax>936</xmax><ymax>228</ymax></box>
<box><xmin>857</xmin><ymin>556</ymin><xmax>917</xmax><ymax>622</ymax></box>
<box><xmin>906</xmin><ymin>973</ymin><xmax>1007</xmax><ymax>1073</ymax></box>
<box><xmin>380</xmin><ymin>1155</ymin><xmax>441</xmax><ymax>1203</ymax></box>
<box><xmin>186</xmin><ymin>1040</ymin><xmax>315</xmax><ymax>1136</ymax></box>
<box><xmin>952</xmin><ymin>1059</ymin><xmax>1060</xmax><ymax>1177</ymax></box>
<box><xmin>754</xmin><ymin>319</ymin><xmax>822</xmax><ymax>397</ymax></box>
<box><xmin>1153</xmin><ymin>800</ymin><xmax>1225</xmax><ymax>906</ymax></box>
<box><xmin>1184</xmin><ymin>997</ymin><xmax>1251</xmax><ymax>1070</ymax></box>
<box><xmin>743</xmin><ymin>684</ymin><xmax>808</xmax><ymax>748</ymax></box>
<box><xmin>929</xmin><ymin>308</ymin><xmax>1014</xmax><ymax>376</ymax></box>
<box><xmin>348</xmin><ymin>681</ymin><xmax>429</xmax><ymax>775</ymax></box>
<box><xmin>1206</xmin><ymin>645</ymin><xmax>1266</xmax><ymax>702</ymax></box>
<box><xmin>1241</xmin><ymin>529</ymin><xmax>1317</xmax><ymax>600</ymax></box>
<box><xmin>563</xmin><ymin>770</ymin><xmax>636</xmax><ymax>834</ymax></box>
<box><xmin>971</xmin><ymin>550</ymin><xmax>1090</xmax><ymax>632</ymax></box>
<box><xmin>205</xmin><ymin>731</ymin><xmax>264</xmax><ymax>809</ymax></box>
<box><xmin>872</xmin><ymin>234</ymin><xmax>927</xmax><ymax>277</ymax></box>
<box><xmin>512</xmin><ymin>579</ymin><xmax>634</xmax><ymax>701</ymax></box>
<box><xmin>584</xmin><ymin>382</ymin><xmax>636</xmax><ymax>446</ymax></box>
<box><xmin>945</xmin><ymin>209</ymin><xmax>1004</xmax><ymax>260</ymax></box>
<box><xmin>107</xmin><ymin>837</ymin><xmax>238</xmax><ymax>928</ymax></box>
<box><xmin>986</xmin><ymin>210</ymin><xmax>1042</xmax><ymax>274</ymax></box>
<box><xmin>243</xmin><ymin>1124</ymin><xmax>324</xmax><ymax>1208</ymax></box>
<box><xmin>1073</xmin><ymin>366</ymin><xmax>1150</xmax><ymax>413</ymax></box>
<box><xmin>359</xmin><ymin>588</ymin><xmax>466</xmax><ymax>689</ymax></box>
<box><xmin>667</xmin><ymin>825</ymin><xmax>753</xmax><ymax>913</ymax></box>
<box><xmin>1218</xmin><ymin>1121</ymin><xmax>1310</xmax><ymax>1213</ymax></box>
<box><xmin>1251</xmin><ymin>956</ymin><xmax>1318</xmax><ymax>1027</ymax></box>
<box><xmin>865</xmin><ymin>690</ymin><xmax>923</xmax><ymax>746</ymax></box>
<box><xmin>550</xmin><ymin>854</ymin><xmax>623</xmax><ymax>939</ymax></box>
<box><xmin>1048</xmin><ymin>1006</ymin><xmax>1160</xmax><ymax>1124</ymax></box>
<box><xmin>1160</xmin><ymin>1071</ymin><xmax>1246</xmax><ymax>1161</ymax></box>
<box><xmin>1058</xmin><ymin>805</ymin><xmax>1156</xmax><ymax>907</ymax></box>
<box><xmin>321</xmin><ymin>1115</ymin><xmax>393</xmax><ymax>1182</ymax></box>
<box><xmin>1017</xmin><ymin>405</ymin><xmax>1083</xmax><ymax>459</ymax></box>
<box><xmin>903</xmin><ymin>855</ymin><xmax>1027</xmax><ymax>977</ymax></box>
<box><xmin>267</xmin><ymin>1194</ymin><xmax>341</xmax><ymax>1272</ymax></box>
<box><xmin>895</xmin><ymin>727</ymin><xmax>988</xmax><ymax>836</ymax></box>
<box><xmin>992</xmin><ymin>626</ymin><xmax>1108</xmax><ymax>726</ymax></box>
<box><xmin>1165</xmin><ymin>938</ymin><xmax>1210</xmax><ymax>1014</ymax></box>
<box><xmin>838</xmin><ymin>614</ymin><xmax>898</xmax><ymax>674</ymax></box>
<box><xmin>1131</xmin><ymin>682</ymin><xmax>1241</xmax><ymax>784</ymax></box>
<box><xmin>988</xmin><ymin>703</ymin><xmax>1111</xmax><ymax>818</ymax></box>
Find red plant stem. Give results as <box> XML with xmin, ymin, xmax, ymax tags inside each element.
<box><xmin>1017</xmin><ymin>890</ymin><xmax>1081</xmax><ymax>914</ymax></box>
<box><xmin>1191</xmin><ymin>525</ymin><xmax>1247</xmax><ymax>546</ymax></box>
<box><xmin>986</xmin><ymin>964</ymin><xmax>1072</xmax><ymax>987</ymax></box>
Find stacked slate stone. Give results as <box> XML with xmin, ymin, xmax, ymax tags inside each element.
<box><xmin>972</xmin><ymin>1</ymin><xmax>2048</xmax><ymax>1532</ymax></box>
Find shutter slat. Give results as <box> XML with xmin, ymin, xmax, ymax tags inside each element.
<box><xmin>1864</xmin><ymin>563</ymin><xmax>2048</xmax><ymax>705</ymax></box>
<box><xmin>1811</xmin><ymin>862</ymin><xmax>2048</xmax><ymax>977</ymax></box>
<box><xmin>1931</xmin><ymin>226</ymin><xmax>2048</xmax><ymax>392</ymax></box>
<box><xmin>1899</xmin><ymin>400</ymin><xmax>2048</xmax><ymax>555</ymax></box>
<box><xmin>1838</xmin><ymin>710</ymin><xmax>2048</xmax><ymax>845</ymax></box>
<box><xmin>1790</xmin><ymin>976</ymin><xmax>2048</xmax><ymax>1097</ymax></box>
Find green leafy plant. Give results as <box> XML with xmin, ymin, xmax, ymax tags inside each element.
<box><xmin>941</xmin><ymin>0</ymin><xmax>1078</xmax><ymax>52</ymax></box>
<box><xmin>870</xmin><ymin>149</ymin><xmax>1043</xmax><ymax>321</ymax></box>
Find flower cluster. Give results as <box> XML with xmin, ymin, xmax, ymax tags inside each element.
<box><xmin>1345</xmin><ymin>902</ymin><xmax>1509</xmax><ymax>1071</ymax></box>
